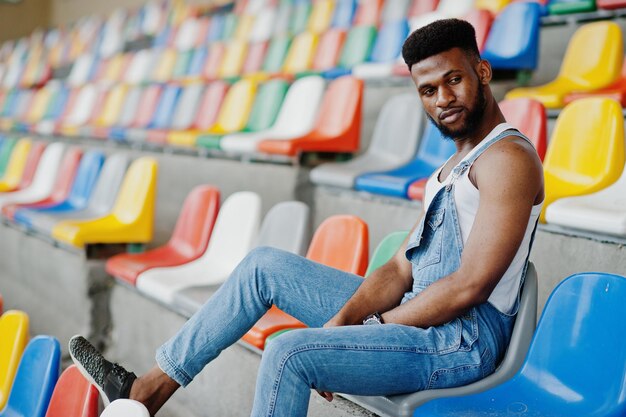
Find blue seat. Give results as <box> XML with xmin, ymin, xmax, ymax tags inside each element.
<box><xmin>0</xmin><ymin>336</ymin><xmax>61</xmax><ymax>417</ymax></box>
<box><xmin>332</xmin><ymin>0</ymin><xmax>357</xmax><ymax>29</ymax></box>
<box><xmin>0</xmin><ymin>90</ymin><xmax>18</xmax><ymax>118</ymax></box>
<box><xmin>413</xmin><ymin>272</ymin><xmax>626</xmax><ymax>417</ymax></box>
<box><xmin>207</xmin><ymin>14</ymin><xmax>226</xmax><ymax>42</ymax></box>
<box><xmin>187</xmin><ymin>47</ymin><xmax>208</xmax><ymax>78</ymax></box>
<box><xmin>14</xmin><ymin>150</ymin><xmax>105</xmax><ymax>228</ymax></box>
<box><xmin>481</xmin><ymin>2</ymin><xmax>542</xmax><ymax>71</ymax></box>
<box><xmin>152</xmin><ymin>27</ymin><xmax>172</xmax><ymax>48</ymax></box>
<box><xmin>370</xmin><ymin>19</ymin><xmax>409</xmax><ymax>64</ymax></box>
<box><xmin>354</xmin><ymin>121</ymin><xmax>454</xmax><ymax>198</ymax></box>
<box><xmin>147</xmin><ymin>85</ymin><xmax>182</xmax><ymax>130</ymax></box>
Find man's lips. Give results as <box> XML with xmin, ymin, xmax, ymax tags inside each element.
<box><xmin>439</xmin><ymin>107</ymin><xmax>463</xmax><ymax>122</ymax></box>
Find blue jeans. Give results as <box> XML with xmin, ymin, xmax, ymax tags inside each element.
<box><xmin>156</xmin><ymin>247</ymin><xmax>513</xmax><ymax>417</ymax></box>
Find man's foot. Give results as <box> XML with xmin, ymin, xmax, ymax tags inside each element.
<box><xmin>69</xmin><ymin>335</ymin><xmax>137</xmax><ymax>406</ymax></box>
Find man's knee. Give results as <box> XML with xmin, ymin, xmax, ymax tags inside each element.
<box><xmin>262</xmin><ymin>329</ymin><xmax>315</xmax><ymax>367</ymax></box>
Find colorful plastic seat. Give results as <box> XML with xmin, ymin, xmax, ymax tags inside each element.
<box><xmin>174</xmin><ymin>18</ymin><xmax>200</xmax><ymax>50</ymax></box>
<box><xmin>548</xmin><ymin>0</ymin><xmax>596</xmax><ymax>14</ymax></box>
<box><xmin>540</xmin><ymin>98</ymin><xmax>624</xmax><ymax>222</ymax></box>
<box><xmin>462</xmin><ymin>9</ymin><xmax>494</xmax><ymax>52</ymax></box>
<box><xmin>136</xmin><ymin>191</ymin><xmax>261</xmax><ymax>305</ymax></box>
<box><xmin>83</xmin><ymin>84</ymin><xmax>129</xmax><ymax>137</ymax></box>
<box><xmin>51</xmin><ymin>157</ymin><xmax>158</xmax><ymax>247</ymax></box>
<box><xmin>0</xmin><ymin>138</ymin><xmax>17</xmax><ymax>179</ymax></box>
<box><xmin>308</xmin><ymin>0</ymin><xmax>335</xmax><ymax>33</ymax></box>
<box><xmin>564</xmin><ymin>59</ymin><xmax>626</xmax><ymax>107</ymax></box>
<box><xmin>124</xmin><ymin>49</ymin><xmax>153</xmax><ymax>84</ymax></box>
<box><xmin>0</xmin><ymin>336</ymin><xmax>60</xmax><ymax>417</ymax></box>
<box><xmin>332</xmin><ymin>0</ymin><xmax>357</xmax><ymax>28</ymax></box>
<box><xmin>242</xmin><ymin>214</ymin><xmax>369</xmax><ymax>349</ymax></box>
<box><xmin>290</xmin><ymin>1</ymin><xmax>312</xmax><ymax>34</ymax></box>
<box><xmin>506</xmin><ymin>22</ymin><xmax>623</xmax><ymax>108</ymax></box>
<box><xmin>221</xmin><ymin>14</ymin><xmax>239</xmax><ymax>40</ymax></box>
<box><xmin>93</xmin><ymin>86</ymin><xmax>142</xmax><ymax>139</ymax></box>
<box><xmin>241</xmin><ymin>41</ymin><xmax>269</xmax><ymax>75</ymax></box>
<box><xmin>282</xmin><ymin>31</ymin><xmax>319</xmax><ymax>75</ymax></box>
<box><xmin>273</xmin><ymin>0</ymin><xmax>293</xmax><ymax>36</ymax></box>
<box><xmin>499</xmin><ymin>98</ymin><xmax>547</xmax><ymax>160</ymax></box>
<box><xmin>57</xmin><ymin>84</ymin><xmax>101</xmax><ymax>135</ymax></box>
<box><xmin>31</xmin><ymin>86</ymin><xmax>70</xmax><ymax>134</ymax></box>
<box><xmin>310</xmin><ymin>93</ymin><xmax>424</xmax><ymax>188</ymax></box>
<box><xmin>206</xmin><ymin>14</ymin><xmax>226</xmax><ymax>42</ymax></box>
<box><xmin>127</xmin><ymin>85</ymin><xmax>182</xmax><ymax>143</ymax></box>
<box><xmin>11</xmin><ymin>142</ymin><xmax>45</xmax><ymax>192</ymax></box>
<box><xmin>146</xmin><ymin>84</ymin><xmax>205</xmax><ymax>144</ymax></box>
<box><xmin>353</xmin><ymin>0</ymin><xmax>383</xmax><ymax>25</ymax></box>
<box><xmin>220</xmin><ymin>76</ymin><xmax>325</xmax><ymax>154</ymax></box>
<box><xmin>323</xmin><ymin>25</ymin><xmax>376</xmax><ymax>78</ymax></box>
<box><xmin>407</xmin><ymin>0</ymin><xmax>439</xmax><ymax>18</ymax></box>
<box><xmin>149</xmin><ymin>48</ymin><xmax>177</xmax><ymax>82</ymax></box>
<box><xmin>310</xmin><ymin>29</ymin><xmax>347</xmax><ymax>73</ymax></box>
<box><xmin>365</xmin><ymin>231</ymin><xmax>409</xmax><ymax>276</ymax></box>
<box><xmin>476</xmin><ymin>0</ymin><xmax>512</xmax><ymax>13</ymax></box>
<box><xmin>352</xmin><ymin>20</ymin><xmax>409</xmax><ymax>79</ymax></box>
<box><xmin>259</xmin><ymin>35</ymin><xmax>292</xmax><ymax>75</ymax></box>
<box><xmin>66</xmin><ymin>54</ymin><xmax>99</xmax><ymax>87</ymax></box>
<box><xmin>414</xmin><ymin>271</ymin><xmax>626</xmax><ymax>417</ymax></box>
<box><xmin>597</xmin><ymin>0</ymin><xmax>626</xmax><ymax>8</ymax></box>
<box><xmin>233</xmin><ymin>14</ymin><xmax>255</xmax><ymax>40</ymax></box>
<box><xmin>44</xmin><ymin>365</ymin><xmax>98</xmax><ymax>417</ymax></box>
<box><xmin>249</xmin><ymin>8</ymin><xmax>276</xmax><ymax>42</ymax></box>
<box><xmin>481</xmin><ymin>2</ymin><xmax>541</xmax><ymax>71</ymax></box>
<box><xmin>381</xmin><ymin>0</ymin><xmax>410</xmax><ymax>22</ymax></box>
<box><xmin>170</xmin><ymin>49</ymin><xmax>193</xmax><ymax>80</ymax></box>
<box><xmin>198</xmin><ymin>79</ymin><xmax>288</xmax><ymax>150</ymax></box>
<box><xmin>201</xmin><ymin>43</ymin><xmax>226</xmax><ymax>81</ymax></box>
<box><xmin>0</xmin><ymin>310</ymin><xmax>29</xmax><ymax>410</ymax></box>
<box><xmin>0</xmin><ymin>138</ymin><xmax>31</xmax><ymax>193</ymax></box>
<box><xmin>110</xmin><ymin>85</ymin><xmax>162</xmax><ymax>142</ymax></box>
<box><xmin>172</xmin><ymin>200</ymin><xmax>311</xmax><ymax>317</ymax></box>
<box><xmin>410</xmin><ymin>0</ymin><xmax>474</xmax><ymax>29</ymax></box>
<box><xmin>184</xmin><ymin>47</ymin><xmax>209</xmax><ymax>80</ymax></box>
<box><xmin>101</xmin><ymin>400</ymin><xmax>149</xmax><ymax>417</ymax></box>
<box><xmin>107</xmin><ymin>185</ymin><xmax>220</xmax><ymax>286</ymax></box>
<box><xmin>218</xmin><ymin>40</ymin><xmax>247</xmax><ymax>79</ymax></box>
<box><xmin>258</xmin><ymin>76</ymin><xmax>363</xmax><ymax>156</ymax></box>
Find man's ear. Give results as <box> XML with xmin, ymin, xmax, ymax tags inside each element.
<box><xmin>476</xmin><ymin>59</ymin><xmax>492</xmax><ymax>85</ymax></box>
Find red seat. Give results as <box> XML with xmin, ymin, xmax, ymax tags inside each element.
<box><xmin>14</xmin><ymin>142</ymin><xmax>46</xmax><ymax>191</ymax></box>
<box><xmin>463</xmin><ymin>9</ymin><xmax>494</xmax><ymax>52</ymax></box>
<box><xmin>353</xmin><ymin>0</ymin><xmax>384</xmax><ymax>25</ymax></box>
<box><xmin>202</xmin><ymin>43</ymin><xmax>226</xmax><ymax>81</ymax></box>
<box><xmin>242</xmin><ymin>215</ymin><xmax>369</xmax><ymax>349</ymax></box>
<box><xmin>44</xmin><ymin>365</ymin><xmax>98</xmax><ymax>417</ymax></box>
<box><xmin>242</xmin><ymin>41</ymin><xmax>269</xmax><ymax>76</ymax></box>
<box><xmin>312</xmin><ymin>29</ymin><xmax>347</xmax><ymax>72</ymax></box>
<box><xmin>408</xmin><ymin>0</ymin><xmax>440</xmax><ymax>18</ymax></box>
<box><xmin>597</xmin><ymin>0</ymin><xmax>626</xmax><ymax>9</ymax></box>
<box><xmin>258</xmin><ymin>76</ymin><xmax>363</xmax><ymax>156</ymax></box>
<box><xmin>1</xmin><ymin>147</ymin><xmax>82</xmax><ymax>220</ymax></box>
<box><xmin>106</xmin><ymin>185</ymin><xmax>220</xmax><ymax>286</ymax></box>
<box><xmin>563</xmin><ymin>60</ymin><xmax>626</xmax><ymax>107</ymax></box>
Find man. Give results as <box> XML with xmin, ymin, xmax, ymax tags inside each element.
<box><xmin>70</xmin><ymin>19</ymin><xmax>544</xmax><ymax>416</ymax></box>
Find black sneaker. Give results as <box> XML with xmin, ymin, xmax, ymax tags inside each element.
<box><xmin>69</xmin><ymin>335</ymin><xmax>137</xmax><ymax>406</ymax></box>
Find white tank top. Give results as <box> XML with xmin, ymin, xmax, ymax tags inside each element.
<box><xmin>423</xmin><ymin>123</ymin><xmax>543</xmax><ymax>314</ymax></box>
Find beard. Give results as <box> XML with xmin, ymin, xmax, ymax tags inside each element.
<box><xmin>427</xmin><ymin>82</ymin><xmax>487</xmax><ymax>140</ymax></box>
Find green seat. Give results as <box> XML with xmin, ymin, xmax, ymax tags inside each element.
<box><xmin>365</xmin><ymin>231</ymin><xmax>409</xmax><ymax>276</ymax></box>
<box><xmin>264</xmin><ymin>328</ymin><xmax>293</xmax><ymax>348</ymax></box>
<box><xmin>221</xmin><ymin>14</ymin><xmax>239</xmax><ymax>41</ymax></box>
<box><xmin>172</xmin><ymin>50</ymin><xmax>194</xmax><ymax>79</ymax></box>
<box><xmin>339</xmin><ymin>25</ymin><xmax>377</xmax><ymax>70</ymax></box>
<box><xmin>290</xmin><ymin>2</ymin><xmax>312</xmax><ymax>35</ymax></box>
<box><xmin>262</xmin><ymin>36</ymin><xmax>293</xmax><ymax>74</ymax></box>
<box><xmin>198</xmin><ymin>79</ymin><xmax>289</xmax><ymax>149</ymax></box>
<box><xmin>0</xmin><ymin>138</ymin><xmax>17</xmax><ymax>178</ymax></box>
<box><xmin>548</xmin><ymin>0</ymin><xmax>596</xmax><ymax>14</ymax></box>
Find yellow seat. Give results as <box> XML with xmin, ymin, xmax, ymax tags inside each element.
<box><xmin>475</xmin><ymin>0</ymin><xmax>511</xmax><ymax>13</ymax></box>
<box><xmin>52</xmin><ymin>157</ymin><xmax>158</xmax><ymax>247</ymax></box>
<box><xmin>93</xmin><ymin>84</ymin><xmax>129</xmax><ymax>127</ymax></box>
<box><xmin>23</xmin><ymin>86</ymin><xmax>53</xmax><ymax>125</ymax></box>
<box><xmin>541</xmin><ymin>98</ymin><xmax>625</xmax><ymax>222</ymax></box>
<box><xmin>506</xmin><ymin>22</ymin><xmax>623</xmax><ymax>109</ymax></box>
<box><xmin>151</xmin><ymin>49</ymin><xmax>177</xmax><ymax>82</ymax></box>
<box><xmin>219</xmin><ymin>40</ymin><xmax>248</xmax><ymax>79</ymax></box>
<box><xmin>308</xmin><ymin>0</ymin><xmax>335</xmax><ymax>34</ymax></box>
<box><xmin>234</xmin><ymin>14</ymin><xmax>255</xmax><ymax>40</ymax></box>
<box><xmin>282</xmin><ymin>32</ymin><xmax>319</xmax><ymax>75</ymax></box>
<box><xmin>102</xmin><ymin>54</ymin><xmax>127</xmax><ymax>82</ymax></box>
<box><xmin>207</xmin><ymin>79</ymin><xmax>257</xmax><ymax>135</ymax></box>
<box><xmin>0</xmin><ymin>310</ymin><xmax>29</xmax><ymax>410</ymax></box>
<box><xmin>0</xmin><ymin>138</ymin><xmax>32</xmax><ymax>192</ymax></box>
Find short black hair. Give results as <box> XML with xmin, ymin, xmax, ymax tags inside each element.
<box><xmin>402</xmin><ymin>19</ymin><xmax>480</xmax><ymax>71</ymax></box>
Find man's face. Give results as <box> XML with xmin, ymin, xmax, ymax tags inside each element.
<box><xmin>410</xmin><ymin>47</ymin><xmax>487</xmax><ymax>140</ymax></box>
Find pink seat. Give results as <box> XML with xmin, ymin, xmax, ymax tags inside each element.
<box><xmin>312</xmin><ymin>29</ymin><xmax>347</xmax><ymax>72</ymax></box>
<box><xmin>499</xmin><ymin>98</ymin><xmax>547</xmax><ymax>161</ymax></box>
<box><xmin>353</xmin><ymin>0</ymin><xmax>384</xmax><ymax>25</ymax></box>
<box><xmin>202</xmin><ymin>43</ymin><xmax>226</xmax><ymax>81</ymax></box>
<box><xmin>408</xmin><ymin>0</ymin><xmax>440</xmax><ymax>18</ymax></box>
<box><xmin>597</xmin><ymin>0</ymin><xmax>626</xmax><ymax>9</ymax></box>
<box><xmin>128</xmin><ymin>85</ymin><xmax>163</xmax><ymax>129</ymax></box>
<box><xmin>242</xmin><ymin>41</ymin><xmax>269</xmax><ymax>76</ymax></box>
<box><xmin>107</xmin><ymin>185</ymin><xmax>220</xmax><ymax>286</ymax></box>
<box><xmin>463</xmin><ymin>9</ymin><xmax>494</xmax><ymax>52</ymax></box>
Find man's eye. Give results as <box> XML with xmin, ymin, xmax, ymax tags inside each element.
<box><xmin>422</xmin><ymin>89</ymin><xmax>435</xmax><ymax>96</ymax></box>
<box><xmin>449</xmin><ymin>77</ymin><xmax>461</xmax><ymax>84</ymax></box>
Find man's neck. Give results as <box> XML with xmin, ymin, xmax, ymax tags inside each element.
<box><xmin>452</xmin><ymin>99</ymin><xmax>506</xmax><ymax>155</ymax></box>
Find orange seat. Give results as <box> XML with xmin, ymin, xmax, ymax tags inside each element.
<box><xmin>107</xmin><ymin>186</ymin><xmax>220</xmax><ymax>286</ymax></box>
<box><xmin>499</xmin><ymin>98</ymin><xmax>547</xmax><ymax>160</ymax></box>
<box><xmin>44</xmin><ymin>365</ymin><xmax>98</xmax><ymax>417</ymax></box>
<box><xmin>242</xmin><ymin>215</ymin><xmax>369</xmax><ymax>349</ymax></box>
<box><xmin>242</xmin><ymin>41</ymin><xmax>269</xmax><ymax>76</ymax></box>
<box><xmin>257</xmin><ymin>76</ymin><xmax>363</xmax><ymax>156</ymax></box>
<box><xmin>564</xmin><ymin>60</ymin><xmax>626</xmax><ymax>107</ymax></box>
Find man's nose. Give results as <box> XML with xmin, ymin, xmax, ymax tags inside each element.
<box><xmin>436</xmin><ymin>87</ymin><xmax>455</xmax><ymax>108</ymax></box>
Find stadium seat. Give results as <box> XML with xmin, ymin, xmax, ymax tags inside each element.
<box><xmin>308</xmin><ymin>0</ymin><xmax>334</xmax><ymax>33</ymax></box>
<box><xmin>310</xmin><ymin>93</ymin><xmax>424</xmax><ymax>188</ymax></box>
<box><xmin>44</xmin><ymin>365</ymin><xmax>98</xmax><ymax>417</ymax></box>
<box><xmin>282</xmin><ymin>31</ymin><xmax>319</xmax><ymax>75</ymax></box>
<box><xmin>462</xmin><ymin>9</ymin><xmax>494</xmax><ymax>52</ymax></box>
<box><xmin>136</xmin><ymin>191</ymin><xmax>261</xmax><ymax>305</ymax></box>
<box><xmin>0</xmin><ymin>138</ymin><xmax>17</xmax><ymax>178</ymax></box>
<box><xmin>476</xmin><ymin>0</ymin><xmax>512</xmax><ymax>13</ymax></box>
<box><xmin>18</xmin><ymin>83</ymin><xmax>57</xmax><ymax>130</ymax></box>
<box><xmin>206</xmin><ymin>14</ymin><xmax>226</xmax><ymax>42</ymax></box>
<box><xmin>201</xmin><ymin>43</ymin><xmax>226</xmax><ymax>80</ymax></box>
<box><xmin>10</xmin><ymin>141</ymin><xmax>45</xmax><ymax>192</ymax></box>
<box><xmin>0</xmin><ymin>138</ymin><xmax>31</xmax><ymax>193</ymax></box>
<box><xmin>564</xmin><ymin>60</ymin><xmax>626</xmax><ymax>107</ymax></box>
<box><xmin>149</xmin><ymin>49</ymin><xmax>177</xmax><ymax>82</ymax></box>
<box><xmin>355</xmin><ymin>120</ymin><xmax>454</xmax><ymax>198</ymax></box>
<box><xmin>27</xmin><ymin>154</ymin><xmax>129</xmax><ymax>236</ymax></box>
<box><xmin>34</xmin><ymin>88</ymin><xmax>77</xmax><ymax>136</ymax></box>
<box><xmin>51</xmin><ymin>157</ymin><xmax>157</xmax><ymax>247</ymax></box>
<box><xmin>381</xmin><ymin>0</ymin><xmax>410</xmax><ymax>22</ymax></box>
<box><xmin>127</xmin><ymin>84</ymin><xmax>182</xmax><ymax>143</ymax></box>
<box><xmin>309</xmin><ymin>29</ymin><xmax>347</xmax><ymax>73</ymax></box>
<box><xmin>505</xmin><ymin>21</ymin><xmax>623</xmax><ymax>108</ymax></box>
<box><xmin>66</xmin><ymin>54</ymin><xmax>98</xmax><ymax>86</ymax></box>
<box><xmin>2</xmin><ymin>147</ymin><xmax>82</xmax><ymax>220</ymax></box>
<box><xmin>171</xmin><ymin>49</ymin><xmax>193</xmax><ymax>80</ymax></box>
<box><xmin>14</xmin><ymin>151</ymin><xmax>105</xmax><ymax>227</ymax></box>
<box><xmin>249</xmin><ymin>8</ymin><xmax>275</xmax><ymax>42</ymax></box>
<box><xmin>198</xmin><ymin>78</ymin><xmax>287</xmax><ymax>150</ymax></box>
<box><xmin>548</xmin><ymin>0</ymin><xmax>596</xmax><ymax>14</ymax></box>
<box><xmin>290</xmin><ymin>1</ymin><xmax>312</xmax><ymax>35</ymax></box>
<box><xmin>219</xmin><ymin>40</ymin><xmax>247</xmax><ymax>79</ymax></box>
<box><xmin>410</xmin><ymin>0</ymin><xmax>475</xmax><ymax>29</ymax></box>
<box><xmin>220</xmin><ymin>76</ymin><xmax>325</xmax><ymax>154</ymax></box>
<box><xmin>258</xmin><ymin>35</ymin><xmax>292</xmax><ymax>76</ymax></box>
<box><xmin>408</xmin><ymin>0</ymin><xmax>440</xmax><ymax>18</ymax></box>
<box><xmin>83</xmin><ymin>84</ymin><xmax>129</xmax><ymax>137</ymax></box>
<box><xmin>184</xmin><ymin>47</ymin><xmax>209</xmax><ymax>80</ymax></box>
<box><xmin>258</xmin><ymin>76</ymin><xmax>363</xmax><ymax>156</ymax></box>
<box><xmin>146</xmin><ymin>84</ymin><xmax>204</xmax><ymax>144</ymax></box>
<box><xmin>195</xmin><ymin>79</ymin><xmax>257</xmax><ymax>148</ymax></box>
<box><xmin>499</xmin><ymin>98</ymin><xmax>547</xmax><ymax>160</ymax></box>
<box><xmin>123</xmin><ymin>49</ymin><xmax>153</xmax><ymax>84</ymax></box>
<box><xmin>57</xmin><ymin>84</ymin><xmax>101</xmax><ymax>135</ymax></box>
<box><xmin>597</xmin><ymin>0</ymin><xmax>626</xmax><ymax>8</ymax></box>
<box><xmin>273</xmin><ymin>0</ymin><xmax>292</xmax><ymax>36</ymax></box>
<box><xmin>0</xmin><ymin>310</ymin><xmax>29</xmax><ymax>410</ymax></box>
<box><xmin>365</xmin><ymin>231</ymin><xmax>409</xmax><ymax>276</ymax></box>
<box><xmin>100</xmin><ymin>400</ymin><xmax>149</xmax><ymax>417</ymax></box>
<box><xmin>174</xmin><ymin>18</ymin><xmax>200</xmax><ymax>50</ymax></box>
<box><xmin>110</xmin><ymin>85</ymin><xmax>162</xmax><ymax>142</ymax></box>
<box><xmin>107</xmin><ymin>185</ymin><xmax>220</xmax><ymax>286</ymax></box>
<box><xmin>540</xmin><ymin>98</ymin><xmax>624</xmax><ymax>222</ymax></box>
<box><xmin>242</xmin><ymin>214</ymin><xmax>369</xmax><ymax>349</ymax></box>
<box><xmin>481</xmin><ymin>2</ymin><xmax>541</xmax><ymax>71</ymax></box>
<box><xmin>92</xmin><ymin>86</ymin><xmax>142</xmax><ymax>139</ymax></box>
<box><xmin>352</xmin><ymin>20</ymin><xmax>409</xmax><ymax>79</ymax></box>
<box><xmin>353</xmin><ymin>0</ymin><xmax>383</xmax><ymax>25</ymax></box>
<box><xmin>0</xmin><ymin>336</ymin><xmax>60</xmax><ymax>417</ymax></box>
<box><xmin>332</xmin><ymin>0</ymin><xmax>356</xmax><ymax>28</ymax></box>
<box><xmin>30</xmin><ymin>86</ymin><xmax>70</xmax><ymax>134</ymax></box>
<box><xmin>172</xmin><ymin>200</ymin><xmax>311</xmax><ymax>317</ymax></box>
<box><xmin>413</xmin><ymin>271</ymin><xmax>625</xmax><ymax>417</ymax></box>
<box><xmin>233</xmin><ymin>14</ymin><xmax>255</xmax><ymax>40</ymax></box>
<box><xmin>323</xmin><ymin>25</ymin><xmax>376</xmax><ymax>78</ymax></box>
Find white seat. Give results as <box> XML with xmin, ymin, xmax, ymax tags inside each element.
<box><xmin>137</xmin><ymin>191</ymin><xmax>262</xmax><ymax>305</ymax></box>
<box><xmin>220</xmin><ymin>76</ymin><xmax>325</xmax><ymax>154</ymax></box>
<box><xmin>410</xmin><ymin>0</ymin><xmax>475</xmax><ymax>29</ymax></box>
<box><xmin>141</xmin><ymin>2</ymin><xmax>164</xmax><ymax>35</ymax></box>
<box><xmin>310</xmin><ymin>93</ymin><xmax>424</xmax><ymax>188</ymax></box>
<box><xmin>124</xmin><ymin>50</ymin><xmax>153</xmax><ymax>84</ymax></box>
<box><xmin>63</xmin><ymin>84</ymin><xmax>101</xmax><ymax>127</ymax></box>
<box><xmin>381</xmin><ymin>0</ymin><xmax>410</xmax><ymax>23</ymax></box>
<box><xmin>0</xmin><ymin>142</ymin><xmax>65</xmax><ymax>209</ymax></box>
<box><xmin>175</xmin><ymin>18</ymin><xmax>200</xmax><ymax>50</ymax></box>
<box><xmin>546</xmin><ymin>164</ymin><xmax>626</xmax><ymax>236</ymax></box>
<box><xmin>67</xmin><ymin>54</ymin><xmax>98</xmax><ymax>87</ymax></box>
<box><xmin>101</xmin><ymin>400</ymin><xmax>149</xmax><ymax>417</ymax></box>
<box><xmin>246</xmin><ymin>0</ymin><xmax>269</xmax><ymax>15</ymax></box>
<box><xmin>170</xmin><ymin>84</ymin><xmax>204</xmax><ymax>130</ymax></box>
<box><xmin>249</xmin><ymin>8</ymin><xmax>276</xmax><ymax>42</ymax></box>
<box><xmin>2</xmin><ymin>61</ymin><xmax>23</xmax><ymax>89</ymax></box>
<box><xmin>115</xmin><ymin>87</ymin><xmax>143</xmax><ymax>128</ymax></box>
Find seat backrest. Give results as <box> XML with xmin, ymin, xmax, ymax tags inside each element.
<box><xmin>290</xmin><ymin>1</ymin><xmax>312</xmax><ymax>34</ymax></box>
<box><xmin>250</xmin><ymin>8</ymin><xmax>275</xmax><ymax>42</ymax></box>
<box><xmin>245</xmin><ymin>79</ymin><xmax>289</xmax><ymax>132</ymax></box>
<box><xmin>462</xmin><ymin>9</ymin><xmax>493</xmax><ymax>52</ymax></box>
<box><xmin>417</xmin><ymin>120</ymin><xmax>456</xmax><ymax>167</ymax></box>
<box><xmin>233</xmin><ymin>14</ymin><xmax>255</xmax><ymax>40</ymax></box>
<box><xmin>67</xmin><ymin>150</ymin><xmax>105</xmax><ymax>208</ymax></box>
<box><xmin>369</xmin><ymin>20</ymin><xmax>409</xmax><ymax>63</ymax></box>
<box><xmin>17</xmin><ymin>141</ymin><xmax>46</xmax><ymax>190</ymax></box>
<box><xmin>312</xmin><ymin>28</ymin><xmax>346</xmax><ymax>71</ymax></box>
<box><xmin>101</xmin><ymin>400</ymin><xmax>150</xmax><ymax>417</ymax></box>
<box><xmin>437</xmin><ymin>0</ymin><xmax>474</xmax><ymax>17</ymax></box>
<box><xmin>131</xmin><ymin>84</ymin><xmax>162</xmax><ymax>128</ymax></box>
<box><xmin>66</xmin><ymin>54</ymin><xmax>98</xmax><ymax>87</ymax></box>
<box><xmin>519</xmin><ymin>272</ymin><xmax>626</xmax><ymax>413</ymax></box>
<box><xmin>24</xmin><ymin>84</ymin><xmax>55</xmax><ymax>123</ymax></box>
<box><xmin>475</xmin><ymin>0</ymin><xmax>512</xmax><ymax>13</ymax></box>
<box><xmin>1</xmin><ymin>138</ymin><xmax>31</xmax><ymax>187</ymax></box>
<box><xmin>242</xmin><ymin>41</ymin><xmax>269</xmax><ymax>75</ymax></box>
<box><xmin>65</xmin><ymin>84</ymin><xmax>99</xmax><ymax>125</ymax></box>
<box><xmin>314</xmin><ymin>76</ymin><xmax>363</xmax><ymax>137</ymax></box>
<box><xmin>273</xmin><ymin>0</ymin><xmax>292</xmax><ymax>36</ymax></box>
<box><xmin>170</xmin><ymin>84</ymin><xmax>204</xmax><ymax>130</ymax></box>
<box><xmin>408</xmin><ymin>0</ymin><xmax>438</xmax><ymax>18</ymax></box>
<box><xmin>0</xmin><ymin>138</ymin><xmax>17</xmax><ymax>177</ymax></box>
<box><xmin>2</xmin><ymin>336</ymin><xmax>60</xmax><ymax>417</ymax></box>
<box><xmin>338</xmin><ymin>25</ymin><xmax>376</xmax><ymax>69</ymax></box>
<box><xmin>149</xmin><ymin>84</ymin><xmax>182</xmax><ymax>129</ymax></box>
<box><xmin>44</xmin><ymin>365</ymin><xmax>98</xmax><ymax>417</ymax></box>
<box><xmin>186</xmin><ymin>47</ymin><xmax>208</xmax><ymax>77</ymax></box>
<box><xmin>219</xmin><ymin>39</ymin><xmax>247</xmax><ymax>78</ymax></box>
<box><xmin>116</xmin><ymin>86</ymin><xmax>143</xmax><ymax>128</ymax></box>
<box><xmin>353</xmin><ymin>0</ymin><xmax>383</xmax><ymax>25</ymax></box>
<box><xmin>558</xmin><ymin>21</ymin><xmax>623</xmax><ymax>89</ymax></box>
<box><xmin>49</xmin><ymin>147</ymin><xmax>82</xmax><ymax>202</ymax></box>
<box><xmin>262</xmin><ymin>35</ymin><xmax>292</xmax><ymax>73</ymax></box>
<box><xmin>169</xmin><ymin>185</ymin><xmax>220</xmax><ymax>259</ymax></box>
<box><xmin>88</xmin><ymin>153</ymin><xmax>130</xmax><ymax>214</ymax></box>
<box><xmin>499</xmin><ymin>98</ymin><xmax>547</xmax><ymax>160</ymax></box>
<box><xmin>306</xmin><ymin>215</ymin><xmax>369</xmax><ymax>275</ymax></box>
<box><xmin>175</xmin><ymin>18</ymin><xmax>200</xmax><ymax>50</ymax></box>
<box><xmin>308</xmin><ymin>0</ymin><xmax>334</xmax><ymax>33</ymax></box>
<box><xmin>213</xmin><ymin>78</ymin><xmax>256</xmax><ymax>132</ymax></box>
<box><xmin>221</xmin><ymin>13</ymin><xmax>239</xmax><ymax>40</ymax></box>
<box><xmin>367</xmin><ymin>93</ymin><xmax>423</xmax><ymax>159</ymax></box>
<box><xmin>255</xmin><ymin>201</ymin><xmax>311</xmax><ymax>256</ymax></box>
<box><xmin>0</xmin><ymin>310</ymin><xmax>29</xmax><ymax>410</ymax></box>
<box><xmin>270</xmin><ymin>75</ymin><xmax>325</xmax><ymax>136</ymax></box>
<box><xmin>96</xmin><ymin>84</ymin><xmax>128</xmax><ymax>126</ymax></box>
<box><xmin>381</xmin><ymin>0</ymin><xmax>410</xmax><ymax>23</ymax></box>
<box><xmin>150</xmin><ymin>48</ymin><xmax>177</xmax><ymax>82</ymax></box>
<box><xmin>124</xmin><ymin>49</ymin><xmax>153</xmax><ymax>84</ymax></box>
<box><xmin>542</xmin><ymin>97</ymin><xmax>624</xmax><ymax>220</ymax></box>
<box><xmin>171</xmin><ymin>49</ymin><xmax>193</xmax><ymax>79</ymax></box>
<box><xmin>111</xmin><ymin>157</ymin><xmax>158</xmax><ymax>225</ymax></box>
<box><xmin>283</xmin><ymin>31</ymin><xmax>319</xmax><ymax>74</ymax></box>
<box><xmin>365</xmin><ymin>231</ymin><xmax>409</xmax><ymax>276</ymax></box>
<box><xmin>192</xmin><ymin>81</ymin><xmax>228</xmax><ymax>130</ymax></box>
<box><xmin>202</xmin><ymin>42</ymin><xmax>226</xmax><ymax>79</ymax></box>
<box><xmin>206</xmin><ymin>14</ymin><xmax>225</xmax><ymax>42</ymax></box>
<box><xmin>42</xmin><ymin>85</ymin><xmax>70</xmax><ymax>121</ymax></box>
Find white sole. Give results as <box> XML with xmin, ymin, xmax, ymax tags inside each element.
<box><xmin>69</xmin><ymin>337</ymin><xmax>112</xmax><ymax>407</ymax></box>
